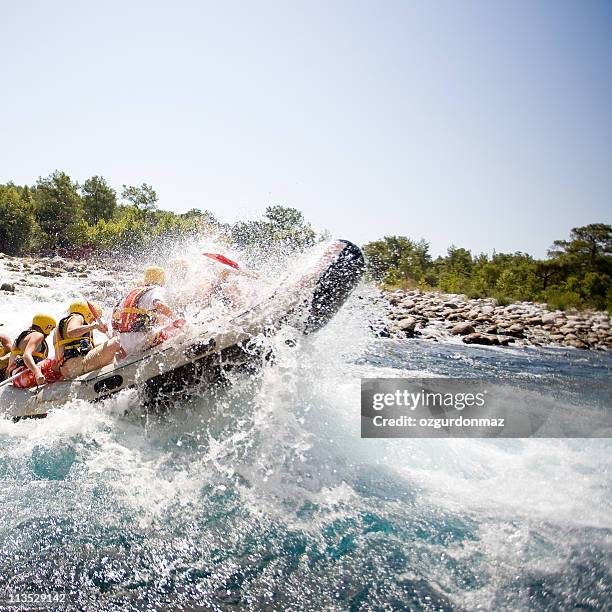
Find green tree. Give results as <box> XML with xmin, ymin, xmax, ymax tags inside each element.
<box><xmin>33</xmin><ymin>171</ymin><xmax>85</xmax><ymax>249</ymax></box>
<box><xmin>547</xmin><ymin>224</ymin><xmax>611</xmax><ymax>309</ymax></box>
<box><xmin>81</xmin><ymin>176</ymin><xmax>117</xmax><ymax>224</ymax></box>
<box><xmin>549</xmin><ymin>223</ymin><xmax>612</xmax><ymax>268</ymax></box>
<box><xmin>263</xmin><ymin>205</ymin><xmax>316</xmax><ymax>249</ymax></box>
<box><xmin>0</xmin><ymin>185</ymin><xmax>38</xmax><ymax>256</ymax></box>
<box><xmin>121</xmin><ymin>183</ymin><xmax>158</xmax><ymax>220</ymax></box>
<box><xmin>88</xmin><ymin>206</ymin><xmax>147</xmax><ymax>253</ymax></box>
<box><xmin>434</xmin><ymin>246</ymin><xmax>473</xmax><ymax>293</ymax></box>
<box><xmin>363</xmin><ymin>236</ymin><xmax>432</xmax><ymax>285</ymax></box>
<box><xmin>231</xmin><ymin>205</ymin><xmax>316</xmax><ymax>253</ymax></box>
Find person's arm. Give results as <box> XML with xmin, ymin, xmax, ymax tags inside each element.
<box><xmin>153</xmin><ymin>300</ymin><xmax>177</xmax><ymax>320</ymax></box>
<box><xmin>22</xmin><ymin>332</ymin><xmax>46</xmax><ymax>385</ymax></box>
<box><xmin>66</xmin><ymin>316</ymin><xmax>108</xmax><ymax>337</ymax></box>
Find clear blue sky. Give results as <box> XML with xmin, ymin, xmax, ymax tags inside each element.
<box><xmin>1</xmin><ymin>0</ymin><xmax>611</xmax><ymax>257</ymax></box>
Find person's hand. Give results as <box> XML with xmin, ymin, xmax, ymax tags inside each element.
<box><xmin>34</xmin><ymin>367</ymin><xmax>45</xmax><ymax>386</ymax></box>
<box><xmin>173</xmin><ymin>318</ymin><xmax>187</xmax><ymax>328</ymax></box>
<box><xmin>96</xmin><ymin>321</ymin><xmax>109</xmax><ymax>334</ymax></box>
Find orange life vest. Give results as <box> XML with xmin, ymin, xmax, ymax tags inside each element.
<box><xmin>112</xmin><ymin>287</ymin><xmax>160</xmax><ymax>333</ymax></box>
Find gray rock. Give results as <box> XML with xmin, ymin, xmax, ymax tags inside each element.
<box><xmin>451</xmin><ymin>322</ymin><xmax>476</xmax><ymax>336</ymax></box>
<box><xmin>566</xmin><ymin>339</ymin><xmax>588</xmax><ymax>349</ymax></box>
<box><xmin>502</xmin><ymin>324</ymin><xmax>525</xmax><ymax>338</ymax></box>
<box><xmin>524</xmin><ymin>317</ymin><xmax>542</xmax><ymax>326</ymax></box>
<box><xmin>0</xmin><ymin>283</ymin><xmax>15</xmax><ymax>292</ymax></box>
<box><xmin>370</xmin><ymin>321</ymin><xmax>391</xmax><ymax>338</ymax></box>
<box><xmin>462</xmin><ymin>333</ymin><xmax>500</xmax><ymax>346</ymax></box>
<box><xmin>397</xmin><ymin>317</ymin><xmax>417</xmax><ymax>335</ymax></box>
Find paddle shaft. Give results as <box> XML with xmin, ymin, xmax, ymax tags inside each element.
<box><xmin>0</xmin><ymin>369</ymin><xmax>25</xmax><ymax>388</ymax></box>
<box><xmin>83</xmin><ymin>297</ymin><xmax>112</xmax><ymax>339</ymax></box>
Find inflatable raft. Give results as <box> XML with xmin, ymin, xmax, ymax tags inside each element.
<box><xmin>0</xmin><ymin>240</ymin><xmax>365</xmax><ymax>419</ymax></box>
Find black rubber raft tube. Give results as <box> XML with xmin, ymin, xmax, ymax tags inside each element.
<box><xmin>304</xmin><ymin>239</ymin><xmax>365</xmax><ymax>334</ymax></box>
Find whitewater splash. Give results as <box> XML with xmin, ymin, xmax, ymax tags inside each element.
<box><xmin>0</xmin><ymin>247</ymin><xmax>611</xmax><ymax>610</ymax></box>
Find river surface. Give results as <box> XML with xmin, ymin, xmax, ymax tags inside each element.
<box><xmin>0</xmin><ymin>253</ymin><xmax>611</xmax><ymax>611</ymax></box>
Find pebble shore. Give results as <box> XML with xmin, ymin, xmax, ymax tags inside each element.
<box><xmin>375</xmin><ymin>288</ymin><xmax>612</xmax><ymax>351</ymax></box>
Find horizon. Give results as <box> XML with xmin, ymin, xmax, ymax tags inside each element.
<box><xmin>2</xmin><ymin>1</ymin><xmax>611</xmax><ymax>258</ymax></box>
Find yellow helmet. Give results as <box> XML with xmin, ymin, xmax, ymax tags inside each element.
<box><xmin>32</xmin><ymin>313</ymin><xmax>57</xmax><ymax>336</ymax></box>
<box><xmin>68</xmin><ymin>300</ymin><xmax>102</xmax><ymax>324</ymax></box>
<box><xmin>144</xmin><ymin>266</ymin><xmax>166</xmax><ymax>286</ymax></box>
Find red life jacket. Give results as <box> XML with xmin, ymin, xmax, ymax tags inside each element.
<box><xmin>112</xmin><ymin>287</ymin><xmax>160</xmax><ymax>333</ymax></box>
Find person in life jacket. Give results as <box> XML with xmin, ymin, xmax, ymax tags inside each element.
<box><xmin>55</xmin><ymin>300</ymin><xmax>121</xmax><ymax>379</ymax></box>
<box><xmin>7</xmin><ymin>314</ymin><xmax>59</xmax><ymax>388</ymax></box>
<box><xmin>0</xmin><ymin>333</ymin><xmax>12</xmax><ymax>381</ymax></box>
<box><xmin>112</xmin><ymin>265</ymin><xmax>185</xmax><ymax>356</ymax></box>
<box><xmin>195</xmin><ymin>254</ymin><xmax>250</xmax><ymax>311</ymax></box>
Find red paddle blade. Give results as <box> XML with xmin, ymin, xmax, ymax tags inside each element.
<box><xmin>202</xmin><ymin>253</ymin><xmax>240</xmax><ymax>270</ymax></box>
<box><xmin>85</xmin><ymin>299</ymin><xmax>101</xmax><ymax>320</ymax></box>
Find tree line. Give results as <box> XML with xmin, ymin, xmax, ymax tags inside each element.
<box><xmin>1</xmin><ymin>171</ymin><xmax>609</xmax><ymax>311</ymax></box>
<box><xmin>0</xmin><ymin>171</ymin><xmax>316</xmax><ymax>258</ymax></box>
<box><xmin>363</xmin><ymin>225</ymin><xmax>612</xmax><ymax>311</ymax></box>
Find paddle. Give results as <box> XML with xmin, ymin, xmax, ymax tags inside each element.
<box><xmin>83</xmin><ymin>297</ymin><xmax>112</xmax><ymax>339</ymax></box>
<box><xmin>202</xmin><ymin>253</ymin><xmax>259</xmax><ymax>278</ymax></box>
<box><xmin>202</xmin><ymin>252</ymin><xmax>240</xmax><ymax>269</ymax></box>
<box><xmin>0</xmin><ymin>370</ymin><xmax>24</xmax><ymax>389</ymax></box>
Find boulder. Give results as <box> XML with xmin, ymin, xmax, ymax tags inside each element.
<box><xmin>370</xmin><ymin>322</ymin><xmax>391</xmax><ymax>338</ymax></box>
<box><xmin>462</xmin><ymin>333</ymin><xmax>500</xmax><ymax>346</ymax></box>
<box><xmin>502</xmin><ymin>324</ymin><xmax>525</xmax><ymax>338</ymax></box>
<box><xmin>397</xmin><ymin>317</ymin><xmax>417</xmax><ymax>335</ymax></box>
<box><xmin>566</xmin><ymin>339</ymin><xmax>588</xmax><ymax>349</ymax></box>
<box><xmin>0</xmin><ymin>283</ymin><xmax>15</xmax><ymax>292</ymax></box>
<box><xmin>524</xmin><ymin>317</ymin><xmax>542</xmax><ymax>326</ymax></box>
<box><xmin>451</xmin><ymin>322</ymin><xmax>476</xmax><ymax>336</ymax></box>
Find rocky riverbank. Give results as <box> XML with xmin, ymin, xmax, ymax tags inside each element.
<box><xmin>376</xmin><ymin>289</ymin><xmax>612</xmax><ymax>350</ymax></box>
<box><xmin>0</xmin><ymin>252</ymin><xmax>138</xmax><ymax>306</ymax></box>
<box><xmin>3</xmin><ymin>252</ymin><xmax>611</xmax><ymax>351</ymax></box>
